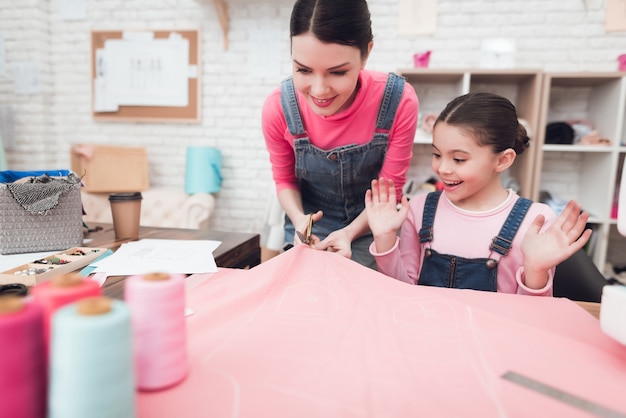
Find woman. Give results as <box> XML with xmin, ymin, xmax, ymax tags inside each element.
<box><xmin>262</xmin><ymin>0</ymin><xmax>419</xmax><ymax>268</ymax></box>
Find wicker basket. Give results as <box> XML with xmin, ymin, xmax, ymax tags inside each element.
<box><xmin>0</xmin><ymin>181</ymin><xmax>83</xmax><ymax>255</ymax></box>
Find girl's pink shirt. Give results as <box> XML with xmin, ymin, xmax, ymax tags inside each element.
<box><xmin>262</xmin><ymin>70</ymin><xmax>419</xmax><ymax>198</ymax></box>
<box><xmin>370</xmin><ymin>190</ymin><xmax>557</xmax><ymax>296</ymax></box>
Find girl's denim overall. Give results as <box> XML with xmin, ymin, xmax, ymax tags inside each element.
<box><xmin>280</xmin><ymin>73</ymin><xmax>406</xmax><ymax>269</ymax></box>
<box><xmin>417</xmin><ymin>191</ymin><xmax>532</xmax><ymax>291</ymax></box>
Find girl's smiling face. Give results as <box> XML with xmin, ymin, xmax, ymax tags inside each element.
<box><xmin>291</xmin><ymin>33</ymin><xmax>371</xmax><ymax>117</ymax></box>
<box><xmin>432</xmin><ymin>122</ymin><xmax>515</xmax><ymax>211</ymax></box>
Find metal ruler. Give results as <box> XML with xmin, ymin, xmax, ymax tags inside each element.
<box><xmin>502</xmin><ymin>371</ymin><xmax>626</xmax><ymax>418</ymax></box>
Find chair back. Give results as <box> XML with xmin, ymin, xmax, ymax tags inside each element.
<box><xmin>553</xmin><ymin>249</ymin><xmax>607</xmax><ymax>302</ymax></box>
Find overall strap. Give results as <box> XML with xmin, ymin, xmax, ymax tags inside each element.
<box><xmin>375</xmin><ymin>73</ymin><xmax>406</xmax><ymax>132</ymax></box>
<box><xmin>280</xmin><ymin>76</ymin><xmax>307</xmax><ymax>138</ymax></box>
<box><xmin>419</xmin><ymin>191</ymin><xmax>441</xmax><ymax>243</ymax></box>
<box><xmin>490</xmin><ymin>197</ymin><xmax>533</xmax><ymax>256</ymax></box>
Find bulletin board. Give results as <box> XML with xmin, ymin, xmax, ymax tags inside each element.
<box><xmin>90</xmin><ymin>29</ymin><xmax>201</xmax><ymax>123</ymax></box>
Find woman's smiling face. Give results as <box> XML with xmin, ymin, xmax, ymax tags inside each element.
<box><xmin>291</xmin><ymin>32</ymin><xmax>369</xmax><ymax>117</ymax></box>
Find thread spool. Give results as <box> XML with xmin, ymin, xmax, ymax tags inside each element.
<box><xmin>125</xmin><ymin>272</ymin><xmax>188</xmax><ymax>391</ymax></box>
<box><xmin>30</xmin><ymin>273</ymin><xmax>102</xmax><ymax>355</ymax></box>
<box><xmin>48</xmin><ymin>296</ymin><xmax>135</xmax><ymax>418</ymax></box>
<box><xmin>0</xmin><ymin>296</ymin><xmax>46</xmax><ymax>418</ymax></box>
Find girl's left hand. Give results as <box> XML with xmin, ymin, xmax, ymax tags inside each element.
<box><xmin>521</xmin><ymin>200</ymin><xmax>592</xmax><ymax>275</ymax></box>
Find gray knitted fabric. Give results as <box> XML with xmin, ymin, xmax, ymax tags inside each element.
<box><xmin>6</xmin><ymin>172</ymin><xmax>82</xmax><ymax>215</ymax></box>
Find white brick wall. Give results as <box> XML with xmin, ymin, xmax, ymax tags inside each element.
<box><xmin>1</xmin><ymin>0</ymin><xmax>625</xmax><ymax>241</ymax></box>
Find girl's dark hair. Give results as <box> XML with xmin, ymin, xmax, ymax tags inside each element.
<box><xmin>290</xmin><ymin>0</ymin><xmax>373</xmax><ymax>59</ymax></box>
<box><xmin>435</xmin><ymin>92</ymin><xmax>530</xmax><ymax>155</ymax></box>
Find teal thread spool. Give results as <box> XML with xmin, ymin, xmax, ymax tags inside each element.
<box><xmin>48</xmin><ymin>297</ymin><xmax>136</xmax><ymax>418</ymax></box>
<box><xmin>185</xmin><ymin>146</ymin><xmax>223</xmax><ymax>194</ymax></box>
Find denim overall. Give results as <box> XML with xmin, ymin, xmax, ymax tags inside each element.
<box><xmin>280</xmin><ymin>73</ymin><xmax>406</xmax><ymax>268</ymax></box>
<box><xmin>417</xmin><ymin>191</ymin><xmax>532</xmax><ymax>291</ymax></box>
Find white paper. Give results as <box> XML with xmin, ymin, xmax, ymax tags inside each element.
<box><xmin>101</xmin><ymin>35</ymin><xmax>189</xmax><ymax>107</ymax></box>
<box><xmin>480</xmin><ymin>38</ymin><xmax>516</xmax><ymax>69</ymax></box>
<box><xmin>93</xmin><ymin>49</ymin><xmax>119</xmax><ymax>112</ymax></box>
<box><xmin>90</xmin><ymin>239</ymin><xmax>221</xmax><ymax>276</ymax></box>
<box><xmin>93</xmin><ymin>77</ymin><xmax>118</xmax><ymax>112</ymax></box>
<box><xmin>122</xmin><ymin>31</ymin><xmax>154</xmax><ymax>42</ymax></box>
<box><xmin>188</xmin><ymin>65</ymin><xmax>198</xmax><ymax>79</ymax></box>
<box><xmin>398</xmin><ymin>0</ymin><xmax>438</xmax><ymax>35</ymax></box>
<box><xmin>59</xmin><ymin>0</ymin><xmax>86</xmax><ymax>21</ymax></box>
<box><xmin>247</xmin><ymin>29</ymin><xmax>282</xmax><ymax>79</ymax></box>
<box><xmin>11</xmin><ymin>62</ymin><xmax>41</xmax><ymax>95</ymax></box>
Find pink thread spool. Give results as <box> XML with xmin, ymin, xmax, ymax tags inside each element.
<box><xmin>619</xmin><ymin>54</ymin><xmax>626</xmax><ymax>72</ymax></box>
<box><xmin>30</xmin><ymin>273</ymin><xmax>101</xmax><ymax>357</ymax></box>
<box><xmin>413</xmin><ymin>51</ymin><xmax>431</xmax><ymax>68</ymax></box>
<box><xmin>125</xmin><ymin>272</ymin><xmax>188</xmax><ymax>391</ymax></box>
<box><xmin>0</xmin><ymin>297</ymin><xmax>46</xmax><ymax>418</ymax></box>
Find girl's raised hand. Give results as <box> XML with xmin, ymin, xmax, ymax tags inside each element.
<box><xmin>365</xmin><ymin>178</ymin><xmax>409</xmax><ymax>239</ymax></box>
<box><xmin>521</xmin><ymin>200</ymin><xmax>592</xmax><ymax>288</ymax></box>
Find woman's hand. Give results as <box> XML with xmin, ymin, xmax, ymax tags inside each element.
<box><xmin>293</xmin><ymin>210</ymin><xmax>323</xmax><ymax>245</ymax></box>
<box><xmin>521</xmin><ymin>200</ymin><xmax>592</xmax><ymax>289</ymax></box>
<box><xmin>365</xmin><ymin>178</ymin><xmax>409</xmax><ymax>252</ymax></box>
<box><xmin>314</xmin><ymin>229</ymin><xmax>353</xmax><ymax>258</ymax></box>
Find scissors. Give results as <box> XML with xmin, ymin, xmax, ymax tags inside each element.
<box><xmin>0</xmin><ymin>283</ymin><xmax>28</xmax><ymax>297</ymax></box>
<box><xmin>295</xmin><ymin>213</ymin><xmax>314</xmax><ymax>245</ymax></box>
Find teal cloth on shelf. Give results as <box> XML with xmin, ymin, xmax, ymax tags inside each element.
<box><xmin>185</xmin><ymin>146</ymin><xmax>222</xmax><ymax>194</ymax></box>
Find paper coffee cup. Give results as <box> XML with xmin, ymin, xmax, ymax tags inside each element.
<box><xmin>109</xmin><ymin>192</ymin><xmax>142</xmax><ymax>240</ymax></box>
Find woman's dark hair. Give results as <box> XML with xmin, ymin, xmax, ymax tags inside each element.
<box><xmin>434</xmin><ymin>92</ymin><xmax>530</xmax><ymax>155</ymax></box>
<box><xmin>290</xmin><ymin>0</ymin><xmax>373</xmax><ymax>59</ymax></box>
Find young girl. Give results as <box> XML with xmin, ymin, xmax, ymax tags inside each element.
<box><xmin>365</xmin><ymin>92</ymin><xmax>591</xmax><ymax>295</ymax></box>
<box><xmin>262</xmin><ymin>0</ymin><xmax>419</xmax><ymax>269</ymax></box>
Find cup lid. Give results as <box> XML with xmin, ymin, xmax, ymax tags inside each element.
<box><xmin>108</xmin><ymin>192</ymin><xmax>143</xmax><ymax>202</ymax></box>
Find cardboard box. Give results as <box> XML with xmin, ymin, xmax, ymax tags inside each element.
<box><xmin>71</xmin><ymin>144</ymin><xmax>149</xmax><ymax>193</ymax></box>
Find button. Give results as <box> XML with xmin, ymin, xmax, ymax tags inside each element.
<box><xmin>328</xmin><ymin>154</ymin><xmax>337</xmax><ymax>161</ymax></box>
<box><xmin>486</xmin><ymin>259</ymin><xmax>498</xmax><ymax>269</ymax></box>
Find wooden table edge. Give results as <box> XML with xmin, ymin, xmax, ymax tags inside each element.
<box><xmin>574</xmin><ymin>301</ymin><xmax>601</xmax><ymax>320</ymax></box>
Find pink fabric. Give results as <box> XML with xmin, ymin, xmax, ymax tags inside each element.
<box><xmin>371</xmin><ymin>190</ymin><xmax>557</xmax><ymax>295</ymax></box>
<box><xmin>30</xmin><ymin>278</ymin><xmax>102</xmax><ymax>357</ymax></box>
<box><xmin>262</xmin><ymin>70</ymin><xmax>419</xmax><ymax>198</ymax></box>
<box><xmin>137</xmin><ymin>246</ymin><xmax>625</xmax><ymax>417</ymax></box>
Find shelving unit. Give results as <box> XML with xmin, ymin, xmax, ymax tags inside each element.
<box><xmin>531</xmin><ymin>72</ymin><xmax>626</xmax><ymax>273</ymax></box>
<box><xmin>397</xmin><ymin>68</ymin><xmax>543</xmax><ymax>199</ymax></box>
<box><xmin>397</xmin><ymin>68</ymin><xmax>626</xmax><ymax>276</ymax></box>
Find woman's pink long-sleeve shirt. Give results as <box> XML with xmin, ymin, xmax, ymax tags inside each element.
<box><xmin>262</xmin><ymin>70</ymin><xmax>419</xmax><ymax>198</ymax></box>
<box><xmin>370</xmin><ymin>190</ymin><xmax>558</xmax><ymax>296</ymax></box>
